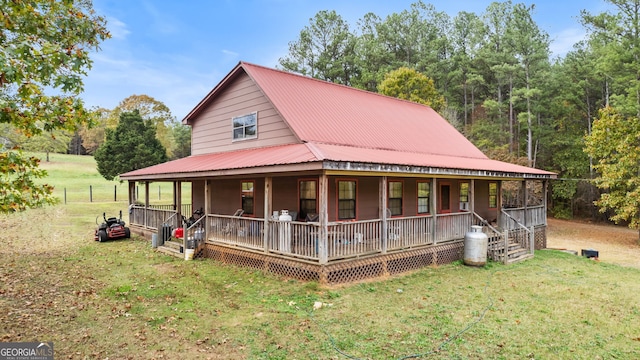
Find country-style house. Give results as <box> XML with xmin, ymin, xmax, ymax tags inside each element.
<box><xmin>120</xmin><ymin>61</ymin><xmax>556</xmax><ymax>284</ymax></box>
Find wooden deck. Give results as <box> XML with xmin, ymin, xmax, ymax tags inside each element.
<box><xmin>132</xmin><ymin>205</ymin><xmax>546</xmax><ymax>270</ymax></box>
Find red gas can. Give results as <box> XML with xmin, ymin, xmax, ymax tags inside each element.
<box><xmin>175</xmin><ymin>227</ymin><xmax>184</xmax><ymax>238</ymax></box>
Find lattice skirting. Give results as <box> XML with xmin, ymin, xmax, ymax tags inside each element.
<box><xmin>534</xmin><ymin>225</ymin><xmax>547</xmax><ymax>250</ymax></box>
<box><xmin>202</xmin><ymin>241</ymin><xmax>464</xmax><ymax>285</ymax></box>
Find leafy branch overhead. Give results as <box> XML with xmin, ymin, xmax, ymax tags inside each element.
<box><xmin>0</xmin><ymin>0</ymin><xmax>110</xmax><ymax>212</ymax></box>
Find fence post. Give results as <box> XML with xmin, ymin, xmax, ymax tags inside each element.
<box><xmin>158</xmin><ymin>185</ymin><xmax>161</xmax><ymax>200</ymax></box>
<box><xmin>114</xmin><ymin>185</ymin><xmax>117</xmax><ymax>202</ymax></box>
<box><xmin>64</xmin><ymin>188</ymin><xmax>67</xmax><ymax>204</ymax></box>
<box><xmin>90</xmin><ymin>185</ymin><xmax>93</xmax><ymax>202</ymax></box>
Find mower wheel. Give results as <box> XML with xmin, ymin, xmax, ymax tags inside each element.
<box><xmin>98</xmin><ymin>230</ymin><xmax>108</xmax><ymax>242</ymax></box>
<box><xmin>125</xmin><ymin>227</ymin><xmax>131</xmax><ymax>238</ymax></box>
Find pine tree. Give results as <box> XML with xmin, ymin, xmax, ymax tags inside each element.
<box><xmin>94</xmin><ymin>111</ymin><xmax>168</xmax><ymax>181</ymax></box>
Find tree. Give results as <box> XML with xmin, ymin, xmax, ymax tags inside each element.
<box><xmin>0</xmin><ymin>151</ymin><xmax>54</xmax><ymax>212</ymax></box>
<box><xmin>170</xmin><ymin>123</ymin><xmax>191</xmax><ymax>159</ymax></box>
<box><xmin>106</xmin><ymin>95</ymin><xmax>177</xmax><ymax>158</ymax></box>
<box><xmin>279</xmin><ymin>10</ymin><xmax>358</xmax><ymax>85</ymax></box>
<box><xmin>94</xmin><ymin>111</ymin><xmax>167</xmax><ymax>181</ymax></box>
<box><xmin>378</xmin><ymin>67</ymin><xmax>445</xmax><ymax>111</ymax></box>
<box><xmin>584</xmin><ymin>107</ymin><xmax>640</xmax><ymax>232</ymax></box>
<box><xmin>0</xmin><ymin>0</ymin><xmax>109</xmax><ymax>212</ymax></box>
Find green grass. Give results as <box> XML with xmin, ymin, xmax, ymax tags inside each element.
<box><xmin>31</xmin><ymin>152</ymin><xmax>189</xmax><ymax>204</ymax></box>
<box><xmin>1</xmin><ymin>155</ymin><xmax>640</xmax><ymax>359</ymax></box>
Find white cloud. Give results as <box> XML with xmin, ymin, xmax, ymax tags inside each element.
<box><xmin>106</xmin><ymin>17</ymin><xmax>130</xmax><ymax>40</ymax></box>
<box><xmin>550</xmin><ymin>28</ymin><xmax>587</xmax><ymax>58</ymax></box>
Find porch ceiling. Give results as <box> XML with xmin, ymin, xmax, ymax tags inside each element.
<box><xmin>119</xmin><ymin>142</ymin><xmax>556</xmax><ymax>182</ymax></box>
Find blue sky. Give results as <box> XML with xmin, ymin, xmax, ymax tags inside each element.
<box><xmin>84</xmin><ymin>0</ymin><xmax>613</xmax><ymax>120</ymax></box>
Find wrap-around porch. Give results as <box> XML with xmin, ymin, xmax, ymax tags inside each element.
<box><xmin>127</xmin><ymin>174</ymin><xmax>548</xmax><ymax>283</ymax></box>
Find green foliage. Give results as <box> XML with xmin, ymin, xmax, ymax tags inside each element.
<box><xmin>170</xmin><ymin>123</ymin><xmax>191</xmax><ymax>159</ymax></box>
<box><xmin>0</xmin><ymin>0</ymin><xmax>109</xmax><ymax>213</ymax></box>
<box><xmin>94</xmin><ymin>111</ymin><xmax>168</xmax><ymax>181</ymax></box>
<box><xmin>377</xmin><ymin>67</ymin><xmax>445</xmax><ymax>111</ymax></box>
<box><xmin>0</xmin><ymin>0</ymin><xmax>109</xmax><ymax>136</ymax></box>
<box><xmin>584</xmin><ymin>107</ymin><xmax>640</xmax><ymax>228</ymax></box>
<box><xmin>107</xmin><ymin>95</ymin><xmax>178</xmax><ymax>158</ymax></box>
<box><xmin>0</xmin><ymin>150</ymin><xmax>57</xmax><ymax>212</ymax></box>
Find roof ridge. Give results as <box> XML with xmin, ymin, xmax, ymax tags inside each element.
<box><xmin>241</xmin><ymin>62</ymin><xmax>434</xmax><ymax>110</ymax></box>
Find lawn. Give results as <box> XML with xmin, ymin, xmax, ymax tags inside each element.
<box><xmin>1</xmin><ymin>155</ymin><xmax>639</xmax><ymax>359</ymax></box>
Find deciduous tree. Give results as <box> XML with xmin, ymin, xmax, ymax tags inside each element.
<box><xmin>584</xmin><ymin>107</ymin><xmax>640</xmax><ymax>232</ymax></box>
<box><xmin>0</xmin><ymin>0</ymin><xmax>109</xmax><ymax>212</ymax></box>
<box><xmin>378</xmin><ymin>67</ymin><xmax>445</xmax><ymax>111</ymax></box>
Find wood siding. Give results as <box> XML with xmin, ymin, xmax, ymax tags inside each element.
<box><xmin>190</xmin><ymin>72</ymin><xmax>299</xmax><ymax>155</ymax></box>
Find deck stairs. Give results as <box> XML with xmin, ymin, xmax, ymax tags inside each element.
<box><xmin>475</xmin><ymin>212</ymin><xmax>533</xmax><ymax>265</ymax></box>
<box><xmin>157</xmin><ymin>238</ymin><xmax>184</xmax><ymax>259</ymax></box>
<box><xmin>486</xmin><ymin>233</ymin><xmax>533</xmax><ymax>264</ymax></box>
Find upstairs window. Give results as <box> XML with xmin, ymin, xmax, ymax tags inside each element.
<box><xmin>417</xmin><ymin>181</ymin><xmax>430</xmax><ymax>214</ymax></box>
<box><xmin>388</xmin><ymin>181</ymin><xmax>403</xmax><ymax>216</ymax></box>
<box><xmin>232</xmin><ymin>112</ymin><xmax>257</xmax><ymax>141</ymax></box>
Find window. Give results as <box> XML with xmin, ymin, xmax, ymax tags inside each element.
<box><xmin>338</xmin><ymin>180</ymin><xmax>356</xmax><ymax>220</ymax></box>
<box><xmin>388</xmin><ymin>181</ymin><xmax>403</xmax><ymax>216</ymax></box>
<box><xmin>232</xmin><ymin>112</ymin><xmax>257</xmax><ymax>141</ymax></box>
<box><xmin>299</xmin><ymin>180</ymin><xmax>317</xmax><ymax>220</ymax></box>
<box><xmin>459</xmin><ymin>182</ymin><xmax>470</xmax><ymax>211</ymax></box>
<box><xmin>440</xmin><ymin>183</ymin><xmax>451</xmax><ymax>213</ymax></box>
<box><xmin>241</xmin><ymin>181</ymin><xmax>254</xmax><ymax>215</ymax></box>
<box><xmin>417</xmin><ymin>181</ymin><xmax>430</xmax><ymax>214</ymax></box>
<box><xmin>489</xmin><ymin>182</ymin><xmax>498</xmax><ymax>209</ymax></box>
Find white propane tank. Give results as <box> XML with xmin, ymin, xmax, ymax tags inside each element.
<box><xmin>278</xmin><ymin>210</ymin><xmax>292</xmax><ymax>252</ymax></box>
<box><xmin>464</xmin><ymin>225</ymin><xmax>488</xmax><ymax>266</ymax></box>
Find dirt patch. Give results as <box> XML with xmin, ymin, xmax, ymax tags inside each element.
<box><xmin>547</xmin><ymin>218</ymin><xmax>640</xmax><ymax>269</ymax></box>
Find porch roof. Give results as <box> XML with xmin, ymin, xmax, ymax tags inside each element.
<box><xmin>119</xmin><ymin>142</ymin><xmax>556</xmax><ymax>181</ymax></box>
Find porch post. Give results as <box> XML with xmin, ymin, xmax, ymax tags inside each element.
<box><xmin>128</xmin><ymin>181</ymin><xmax>136</xmax><ymax>225</ymax></box>
<box><xmin>263</xmin><ymin>177</ymin><xmax>272</xmax><ymax>252</ymax></box>
<box><xmin>175</xmin><ymin>181</ymin><xmax>183</xmax><ymax>221</ymax></box>
<box><xmin>144</xmin><ymin>181</ymin><xmax>150</xmax><ymax>228</ymax></box>
<box><xmin>204</xmin><ymin>179</ymin><xmax>210</xmax><ymax>242</ymax></box>
<box><xmin>380</xmin><ymin>176</ymin><xmax>388</xmax><ymax>254</ymax></box>
<box><xmin>128</xmin><ymin>181</ymin><xmax>136</xmax><ymax>204</ymax></box>
<box><xmin>497</xmin><ymin>181</ymin><xmax>504</xmax><ymax>228</ymax></box>
<box><xmin>470</xmin><ymin>179</ymin><xmax>475</xmax><ymax>215</ymax></box>
<box><xmin>318</xmin><ymin>174</ymin><xmax>329</xmax><ymax>264</ymax></box>
<box><xmin>543</xmin><ymin>179</ymin><xmax>548</xmax><ymax>226</ymax></box>
<box><xmin>432</xmin><ymin>178</ymin><xmax>438</xmax><ymax>244</ymax></box>
<box><xmin>522</xmin><ymin>180</ymin><xmax>528</xmax><ymax>226</ymax></box>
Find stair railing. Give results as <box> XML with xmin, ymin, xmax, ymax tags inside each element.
<box><xmin>185</xmin><ymin>215</ymin><xmax>207</xmax><ymax>258</ymax></box>
<box><xmin>473</xmin><ymin>212</ymin><xmax>507</xmax><ymax>263</ymax></box>
<box><xmin>501</xmin><ymin>209</ymin><xmax>534</xmax><ymax>258</ymax></box>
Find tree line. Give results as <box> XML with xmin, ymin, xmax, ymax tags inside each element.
<box><xmin>279</xmin><ymin>0</ymin><xmax>640</xmax><ymax>225</ymax></box>
<box><xmin>2</xmin><ymin>0</ymin><xmax>640</xmax><ymax>229</ymax></box>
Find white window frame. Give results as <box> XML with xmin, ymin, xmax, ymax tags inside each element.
<box><xmin>232</xmin><ymin>112</ymin><xmax>258</xmax><ymax>141</ymax></box>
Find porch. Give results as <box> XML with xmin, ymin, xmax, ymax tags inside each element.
<box><xmin>129</xmin><ymin>204</ymin><xmax>546</xmax><ymax>284</ymax></box>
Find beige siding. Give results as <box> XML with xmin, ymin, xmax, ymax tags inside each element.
<box><xmin>191</xmin><ymin>73</ymin><xmax>299</xmax><ymax>155</ymax></box>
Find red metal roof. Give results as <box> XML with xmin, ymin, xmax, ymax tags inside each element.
<box><xmin>122</xmin><ymin>62</ymin><xmax>555</xmax><ymax>180</ymax></box>
<box><xmin>241</xmin><ymin>62</ymin><xmax>487</xmax><ymax>159</ymax></box>
<box><xmin>121</xmin><ymin>142</ymin><xmax>554</xmax><ymax>179</ymax></box>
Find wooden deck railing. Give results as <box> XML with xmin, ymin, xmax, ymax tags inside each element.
<box><xmin>499</xmin><ymin>205</ymin><xmax>545</xmax><ymax>230</ymax></box>
<box><xmin>131</xmin><ymin>207</ymin><xmax>543</xmax><ymax>264</ymax></box>
<box><xmin>435</xmin><ymin>212</ymin><xmax>473</xmax><ymax>243</ymax></box>
<box><xmin>129</xmin><ymin>204</ymin><xmax>191</xmax><ymax>230</ymax></box>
